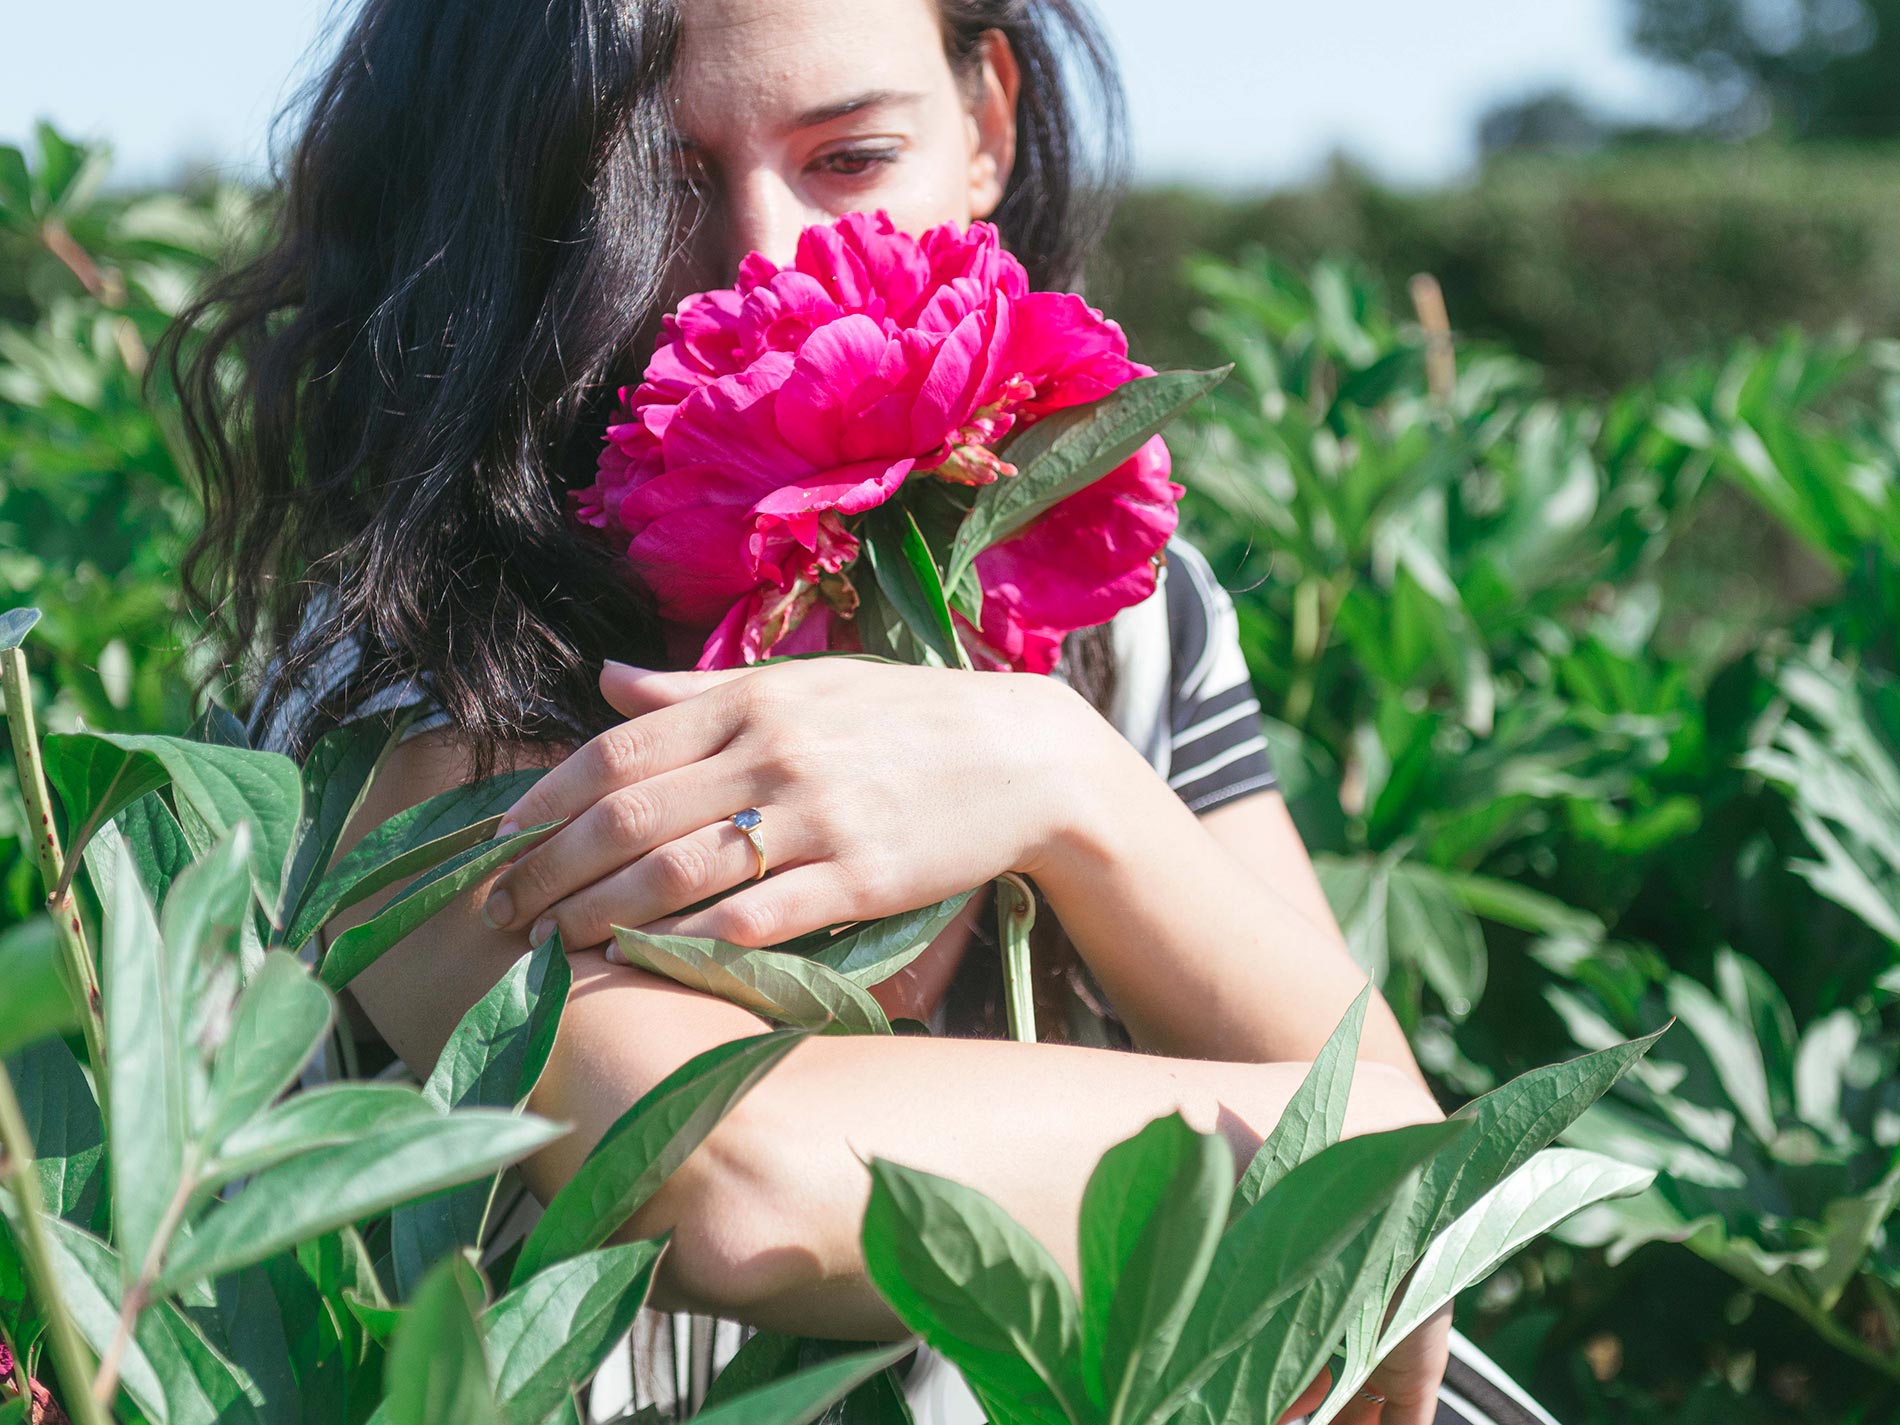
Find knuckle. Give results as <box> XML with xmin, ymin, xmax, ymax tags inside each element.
<box><xmin>601</xmin><ymin>787</ymin><xmax>658</xmax><ymax>849</ymax></box>
<box><xmin>650</xmin><ymin>840</ymin><xmax>711</xmax><ymax>901</ymax></box>
<box><xmin>593</xmin><ymin>722</ymin><xmax>653</xmax><ymax>785</ymax></box>
<box><xmin>718</xmin><ymin>895</ymin><xmax>781</xmax><ymax>948</ymax></box>
<box><xmin>833</xmin><ymin>856</ymin><xmax>884</xmax><ymax>906</ymax></box>
<box><xmin>504</xmin><ymin>848</ymin><xmax>557</xmax><ymax>907</ymax></box>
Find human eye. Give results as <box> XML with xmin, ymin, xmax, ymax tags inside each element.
<box><xmin>812</xmin><ymin>145</ymin><xmax>900</xmax><ymax>181</ymax></box>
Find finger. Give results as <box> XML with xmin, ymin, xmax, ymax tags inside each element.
<box><xmin>533</xmin><ymin>808</ymin><xmax>809</xmax><ymax>953</ymax></box>
<box><xmin>633</xmin><ymin>864</ymin><xmax>847</xmax><ymax>950</ymax></box>
<box><xmin>483</xmin><ymin>753</ymin><xmax>755</xmax><ymax>933</ymax></box>
<box><xmin>1335</xmin><ymin>1392</ymin><xmax>1383</xmax><ymax>1425</ymax></box>
<box><xmin>496</xmin><ymin>691</ymin><xmax>745</xmax><ymax>840</ymax></box>
<box><xmin>1276</xmin><ymin>1367</ymin><xmax>1333</xmax><ymax>1424</ymax></box>
<box><xmin>1382</xmin><ymin>1384</ymin><xmax>1436</xmax><ymax>1425</ymax></box>
<box><xmin>600</xmin><ymin>660</ymin><xmax>756</xmax><ymax>717</ymax></box>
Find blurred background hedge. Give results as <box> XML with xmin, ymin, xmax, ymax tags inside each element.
<box><xmin>1093</xmin><ymin>145</ymin><xmax>1900</xmax><ymax>394</ymax></box>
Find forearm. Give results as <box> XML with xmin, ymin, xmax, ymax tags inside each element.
<box><xmin>524</xmin><ymin>954</ymin><xmax>1441</xmax><ymax>1338</ymax></box>
<box><xmin>1027</xmin><ymin>699</ymin><xmax>1423</xmax><ymax>1076</ymax></box>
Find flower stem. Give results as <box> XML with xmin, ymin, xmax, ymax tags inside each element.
<box><xmin>1</xmin><ymin>649</ymin><xmax>107</xmax><ymax>1103</ymax></box>
<box><xmin>996</xmin><ymin>873</ymin><xmax>1037</xmax><ymax>1044</ymax></box>
<box><xmin>0</xmin><ymin>1059</ymin><xmax>109</xmax><ymax>1425</ymax></box>
<box><xmin>90</xmin><ymin>1162</ymin><xmax>198</xmax><ymax>1408</ymax></box>
<box><xmin>1</xmin><ymin>1317</ymin><xmax>30</xmax><ymax>1397</ymax></box>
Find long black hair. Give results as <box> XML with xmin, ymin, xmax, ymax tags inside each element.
<box><xmin>160</xmin><ymin>0</ymin><xmax>1129</xmax><ymax>774</ymax></box>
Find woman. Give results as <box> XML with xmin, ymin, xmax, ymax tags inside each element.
<box><xmin>168</xmin><ymin>0</ymin><xmax>1558</xmax><ymax>1421</ymax></box>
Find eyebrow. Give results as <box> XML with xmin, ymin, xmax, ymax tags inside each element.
<box><xmin>786</xmin><ymin>88</ymin><xmax>926</xmax><ymax>132</ymax></box>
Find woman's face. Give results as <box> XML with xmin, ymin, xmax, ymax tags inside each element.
<box><xmin>664</xmin><ymin>0</ymin><xmax>1020</xmax><ymax>287</ymax></box>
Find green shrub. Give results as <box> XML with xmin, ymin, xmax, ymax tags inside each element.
<box><xmin>1095</xmin><ymin>146</ymin><xmax>1900</xmax><ymax>394</ymax></box>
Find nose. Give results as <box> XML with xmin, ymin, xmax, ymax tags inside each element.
<box><xmin>717</xmin><ymin>167</ymin><xmax>828</xmax><ymax>276</ymax></box>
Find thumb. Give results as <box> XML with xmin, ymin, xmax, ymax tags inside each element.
<box><xmin>599</xmin><ymin>660</ymin><xmax>751</xmax><ymax>715</ymax></box>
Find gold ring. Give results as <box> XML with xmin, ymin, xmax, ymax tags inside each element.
<box><xmin>730</xmin><ymin>808</ymin><xmax>767</xmax><ymax>880</ymax></box>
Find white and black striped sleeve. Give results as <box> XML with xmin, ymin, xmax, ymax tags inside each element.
<box><xmin>1163</xmin><ymin>540</ymin><xmax>1277</xmax><ymax>814</ymax></box>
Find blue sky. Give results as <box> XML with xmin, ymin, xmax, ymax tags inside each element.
<box><xmin>2</xmin><ymin>0</ymin><xmax>1677</xmax><ymax>189</ymax></box>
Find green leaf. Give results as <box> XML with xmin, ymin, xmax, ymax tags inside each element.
<box><xmin>0</xmin><ymin>917</ymin><xmax>78</xmax><ymax>1056</ymax></box>
<box><xmin>39</xmin><ymin>1215</ymin><xmax>264</xmax><ymax>1425</ymax></box>
<box><xmin>1375</xmin><ymin>1148</ymin><xmax>1652</xmax><ymax>1355</ymax></box>
<box><xmin>427</xmin><ymin>938</ymin><xmax>571</xmax><ymax>1113</ymax></box>
<box><xmin>6</xmin><ymin>1036</ymin><xmax>105</xmax><ymax>1227</ymax></box>
<box><xmin>1078</xmin><ymin>1115</ymin><xmax>1232</xmax><ymax>1425</ymax></box>
<box><xmin>276</xmin><ymin>716</ymin><xmax>406</xmax><ymax>939</ymax></box>
<box><xmin>1385</xmin><ymin>864</ymin><xmax>1487</xmax><ymax>1019</ymax></box>
<box><xmin>386</xmin><ymin>1256</ymin><xmax>500</xmax><ymax>1425</ymax></box>
<box><xmin>82</xmin><ymin>792</ymin><xmax>194</xmax><ymax>918</ymax></box>
<box><xmin>701</xmin><ymin>1331</ymin><xmax>807</xmax><ymax>1410</ymax></box>
<box><xmin>863</xmin><ymin>503</ymin><xmax>964</xmax><ymax>669</ymax></box>
<box><xmin>345</xmin><ymin>1286</ymin><xmax>404</xmax><ymax>1345</ymax></box>
<box><xmin>100</xmin><ymin>835</ymin><xmax>188</xmax><ymax>1289</ymax></box>
<box><xmin>1233</xmin><ymin>984</ymin><xmax>1370</xmax><ymax>1211</ymax></box>
<box><xmin>1665</xmin><ymin>975</ymin><xmax>1775</xmax><ymax>1145</ymax></box>
<box><xmin>781</xmin><ymin>891</ymin><xmax>976</xmax><ymax>986</ymax></box>
<box><xmin>862</xmin><ymin>1158</ymin><xmax>1091</xmax><ymax>1425</ymax></box>
<box><xmin>392</xmin><ymin>939</ymin><xmax>571</xmax><ymax>1296</ymax></box>
<box><xmin>157</xmin><ymin>821</ymin><xmax>253</xmax><ymax>972</ymax></box>
<box><xmin>484</xmin><ymin>1239</ymin><xmax>664</xmax><ymax>1423</ymax></box>
<box><xmin>318</xmin><ymin>821</ymin><xmax>555</xmax><ymax>989</ymax></box>
<box><xmin>0</xmin><ymin>606</ymin><xmax>41</xmax><ymax>650</ymax></box>
<box><xmin>285</xmin><ymin>767</ymin><xmax>543</xmax><ymax>953</ymax></box>
<box><xmin>209</xmin><ymin>1081</ymin><xmax>440</xmax><ymax>1183</ymax></box>
<box><xmin>690</xmin><ymin>1344</ymin><xmax>915</xmax><ymax>1425</ymax></box>
<box><xmin>160</xmin><ymin>1109</ymin><xmax>564</xmax><ymax>1289</ymax></box>
<box><xmin>612</xmin><ymin>927</ymin><xmax>891</xmax><ymax>1034</ymax></box>
<box><xmin>1186</xmin><ymin>1165</ymin><xmax>1420</xmax><ymax>1425</ymax></box>
<box><xmin>1311</xmin><ymin>1030</ymin><xmax>1666</xmax><ymax>1425</ymax></box>
<box><xmin>946</xmin><ymin>368</ymin><xmax>1229</xmax><ymax>586</ymax></box>
<box><xmin>1420</xmin><ymin>1029</ymin><xmax>1666</xmax><ymax>1243</ymax></box>
<box><xmin>513</xmin><ymin>1029</ymin><xmax>806</xmax><ymax>1285</ymax></box>
<box><xmin>203</xmin><ymin>949</ymin><xmax>335</xmax><ymax>1146</ymax></box>
<box><xmin>43</xmin><ymin>734</ymin><xmax>170</xmax><ymax>859</ymax></box>
<box><xmin>1144</xmin><ymin>1119</ymin><xmax>1468</xmax><ymax>1423</ymax></box>
<box><xmin>44</xmin><ymin>732</ymin><xmax>303</xmax><ymax>925</ymax></box>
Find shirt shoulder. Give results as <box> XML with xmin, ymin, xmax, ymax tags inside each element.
<box><xmin>1107</xmin><ymin>536</ymin><xmax>1276</xmax><ymax>814</ymax></box>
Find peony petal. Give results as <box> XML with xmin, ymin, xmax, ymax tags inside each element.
<box><xmin>772</xmin><ymin>314</ymin><xmax>899</xmax><ymax>465</ymax></box>
<box><xmin>1003</xmin><ymin>290</ymin><xmax>1147</xmax><ymax>415</ymax></box>
<box><xmin>974</xmin><ymin>437</ymin><xmax>1182</xmax><ymax>665</ymax></box>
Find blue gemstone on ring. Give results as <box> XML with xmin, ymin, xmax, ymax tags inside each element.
<box><xmin>731</xmin><ymin>808</ymin><xmax>763</xmax><ymax>831</ymax></box>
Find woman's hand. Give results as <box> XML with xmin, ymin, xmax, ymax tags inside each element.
<box><xmin>1343</xmin><ymin>1303</ymin><xmax>1452</xmax><ymax>1425</ymax></box>
<box><xmin>477</xmin><ymin>658</ymin><xmax>1113</xmax><ymax>952</ymax></box>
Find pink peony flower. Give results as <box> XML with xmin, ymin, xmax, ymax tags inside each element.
<box><xmin>574</xmin><ymin>210</ymin><xmax>1182</xmax><ymax>672</ymax></box>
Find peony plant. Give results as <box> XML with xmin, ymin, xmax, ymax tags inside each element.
<box><xmin>574</xmin><ymin>210</ymin><xmax>1213</xmax><ymax>675</ymax></box>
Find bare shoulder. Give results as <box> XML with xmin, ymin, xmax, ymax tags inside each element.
<box><xmin>325</xmin><ymin>728</ymin><xmax>570</xmax><ymax>1067</ymax></box>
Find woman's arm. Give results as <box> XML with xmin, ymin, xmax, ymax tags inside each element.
<box><xmin>485</xmin><ymin>659</ymin><xmax>1423</xmax><ymax>1078</ymax></box>
<box><xmin>1027</xmin><ymin>746</ymin><xmax>1423</xmax><ymax>1074</ymax></box>
<box><xmin>330</xmin><ymin>728</ymin><xmax>1442</xmax><ymax>1339</ymax></box>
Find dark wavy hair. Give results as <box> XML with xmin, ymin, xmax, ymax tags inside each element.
<box><xmin>159</xmin><ymin>0</ymin><xmax>1130</xmax><ymax>774</ymax></box>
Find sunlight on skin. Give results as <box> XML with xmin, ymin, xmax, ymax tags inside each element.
<box><xmin>661</xmin><ymin>0</ymin><xmax>1018</xmax><ymax>287</ymax></box>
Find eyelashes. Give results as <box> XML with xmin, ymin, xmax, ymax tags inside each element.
<box><xmin>814</xmin><ymin>148</ymin><xmax>900</xmax><ymax>180</ymax></box>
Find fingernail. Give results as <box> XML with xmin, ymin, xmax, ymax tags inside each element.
<box><xmin>603</xmin><ymin>939</ymin><xmax>626</xmax><ymax>965</ymax></box>
<box><xmin>495</xmin><ymin>818</ymin><xmax>520</xmax><ymax>839</ymax></box>
<box><xmin>529</xmin><ymin>916</ymin><xmax>556</xmax><ymax>948</ymax></box>
<box><xmin>605</xmin><ymin>660</ymin><xmax>656</xmax><ymax>679</ymax></box>
<box><xmin>480</xmin><ymin>887</ymin><xmax>514</xmax><ymax>930</ymax></box>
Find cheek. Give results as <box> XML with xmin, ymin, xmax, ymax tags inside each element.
<box><xmin>863</xmin><ymin>144</ymin><xmax>976</xmax><ymax>234</ymax></box>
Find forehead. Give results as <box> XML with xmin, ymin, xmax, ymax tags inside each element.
<box><xmin>669</xmin><ymin>0</ymin><xmax>953</xmax><ymax>143</ymax></box>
